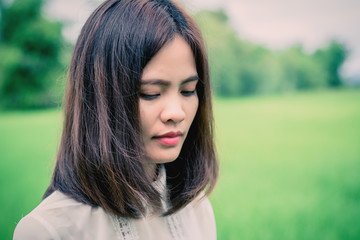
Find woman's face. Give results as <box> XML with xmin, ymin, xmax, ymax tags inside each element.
<box><xmin>139</xmin><ymin>36</ymin><xmax>199</xmax><ymax>164</ymax></box>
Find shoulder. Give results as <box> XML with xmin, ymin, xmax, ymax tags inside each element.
<box><xmin>179</xmin><ymin>192</ymin><xmax>217</xmax><ymax>240</ymax></box>
<box><xmin>189</xmin><ymin>192</ymin><xmax>216</xmax><ymax>225</ymax></box>
<box><xmin>13</xmin><ymin>191</ymin><xmax>72</xmax><ymax>239</ymax></box>
<box><xmin>13</xmin><ymin>191</ymin><xmax>112</xmax><ymax>240</ymax></box>
<box><xmin>14</xmin><ymin>212</ymin><xmax>61</xmax><ymax>240</ymax></box>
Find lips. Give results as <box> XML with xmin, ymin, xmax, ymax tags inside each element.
<box><xmin>153</xmin><ymin>131</ymin><xmax>183</xmax><ymax>146</ymax></box>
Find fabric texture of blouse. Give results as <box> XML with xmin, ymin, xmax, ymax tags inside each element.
<box><xmin>13</xmin><ymin>166</ymin><xmax>216</xmax><ymax>240</ymax></box>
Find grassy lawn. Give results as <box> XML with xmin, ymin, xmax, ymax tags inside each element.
<box><xmin>1</xmin><ymin>88</ymin><xmax>359</xmax><ymax>239</ymax></box>
<box><xmin>0</xmin><ymin>110</ymin><xmax>62</xmax><ymax>239</ymax></box>
<box><xmin>212</xmin><ymin>88</ymin><xmax>360</xmax><ymax>239</ymax></box>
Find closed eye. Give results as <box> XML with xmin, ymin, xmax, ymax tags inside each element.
<box><xmin>181</xmin><ymin>90</ymin><xmax>196</xmax><ymax>96</ymax></box>
<box><xmin>140</xmin><ymin>93</ymin><xmax>160</xmax><ymax>100</ymax></box>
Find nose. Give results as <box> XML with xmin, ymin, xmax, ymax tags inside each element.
<box><xmin>160</xmin><ymin>96</ymin><xmax>185</xmax><ymax>124</ymax></box>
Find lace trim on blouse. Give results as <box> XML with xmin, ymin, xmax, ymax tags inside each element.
<box><xmin>111</xmin><ymin>165</ymin><xmax>186</xmax><ymax>240</ymax></box>
<box><xmin>111</xmin><ymin>216</ymin><xmax>139</xmax><ymax>240</ymax></box>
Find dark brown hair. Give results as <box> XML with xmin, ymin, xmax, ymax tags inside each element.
<box><xmin>44</xmin><ymin>0</ymin><xmax>218</xmax><ymax>218</ymax></box>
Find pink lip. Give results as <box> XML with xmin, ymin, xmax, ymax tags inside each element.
<box><xmin>154</xmin><ymin>131</ymin><xmax>183</xmax><ymax>146</ymax></box>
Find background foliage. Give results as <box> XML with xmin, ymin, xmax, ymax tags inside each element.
<box><xmin>194</xmin><ymin>10</ymin><xmax>347</xmax><ymax>96</ymax></box>
<box><xmin>0</xmin><ymin>0</ymin><xmax>65</xmax><ymax>109</ymax></box>
<box><xmin>0</xmin><ymin>1</ymin><xmax>349</xmax><ymax>109</ymax></box>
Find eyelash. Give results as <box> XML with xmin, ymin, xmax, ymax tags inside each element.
<box><xmin>140</xmin><ymin>93</ymin><xmax>160</xmax><ymax>100</ymax></box>
<box><xmin>140</xmin><ymin>90</ymin><xmax>196</xmax><ymax>100</ymax></box>
<box><xmin>181</xmin><ymin>90</ymin><xmax>196</xmax><ymax>96</ymax></box>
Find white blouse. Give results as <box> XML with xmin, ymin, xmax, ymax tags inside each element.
<box><xmin>13</xmin><ymin>167</ymin><xmax>216</xmax><ymax>240</ymax></box>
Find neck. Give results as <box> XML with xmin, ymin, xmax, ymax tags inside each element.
<box><xmin>144</xmin><ymin>162</ymin><xmax>160</xmax><ymax>182</ymax></box>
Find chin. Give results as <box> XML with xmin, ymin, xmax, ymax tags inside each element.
<box><xmin>144</xmin><ymin>140</ymin><xmax>185</xmax><ymax>164</ymax></box>
<box><xmin>148</xmin><ymin>149</ymin><xmax>181</xmax><ymax>164</ymax></box>
<box><xmin>153</xmin><ymin>155</ymin><xmax>179</xmax><ymax>164</ymax></box>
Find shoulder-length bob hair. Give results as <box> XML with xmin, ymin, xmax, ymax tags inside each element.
<box><xmin>45</xmin><ymin>0</ymin><xmax>218</xmax><ymax>218</ymax></box>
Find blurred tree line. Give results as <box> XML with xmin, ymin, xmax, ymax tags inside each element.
<box><xmin>194</xmin><ymin>10</ymin><xmax>347</xmax><ymax>96</ymax></box>
<box><xmin>0</xmin><ymin>0</ymin><xmax>66</xmax><ymax>109</ymax></box>
<box><xmin>0</xmin><ymin>1</ymin><xmax>348</xmax><ymax>109</ymax></box>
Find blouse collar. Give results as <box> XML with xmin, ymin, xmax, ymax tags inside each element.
<box><xmin>150</xmin><ymin>164</ymin><xmax>168</xmax><ymax>214</ymax></box>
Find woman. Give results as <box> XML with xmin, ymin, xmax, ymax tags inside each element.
<box><xmin>14</xmin><ymin>0</ymin><xmax>218</xmax><ymax>239</ymax></box>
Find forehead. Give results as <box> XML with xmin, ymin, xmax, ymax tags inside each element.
<box><xmin>141</xmin><ymin>36</ymin><xmax>197</xmax><ymax>82</ymax></box>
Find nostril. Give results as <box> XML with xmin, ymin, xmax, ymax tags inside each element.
<box><xmin>160</xmin><ymin>102</ymin><xmax>185</xmax><ymax>123</ymax></box>
<box><xmin>164</xmin><ymin>115</ymin><xmax>184</xmax><ymax>124</ymax></box>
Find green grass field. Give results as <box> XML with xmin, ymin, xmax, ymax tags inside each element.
<box><xmin>1</xmin><ymin>88</ymin><xmax>359</xmax><ymax>239</ymax></box>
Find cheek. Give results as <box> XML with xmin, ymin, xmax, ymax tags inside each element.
<box><xmin>139</xmin><ymin>102</ymin><xmax>151</xmax><ymax>134</ymax></box>
<box><xmin>188</xmin><ymin>98</ymin><xmax>199</xmax><ymax>123</ymax></box>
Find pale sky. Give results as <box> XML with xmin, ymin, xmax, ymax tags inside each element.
<box><xmin>46</xmin><ymin>0</ymin><xmax>360</xmax><ymax>78</ymax></box>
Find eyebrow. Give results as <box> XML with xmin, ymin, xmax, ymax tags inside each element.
<box><xmin>141</xmin><ymin>75</ymin><xmax>199</xmax><ymax>86</ymax></box>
